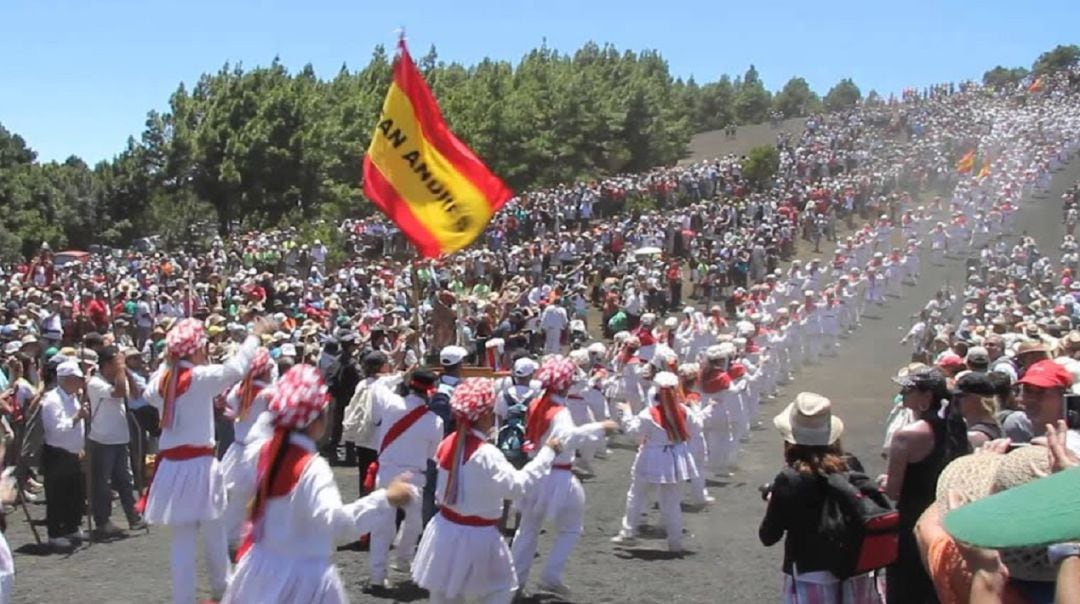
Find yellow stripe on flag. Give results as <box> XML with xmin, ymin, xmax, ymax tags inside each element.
<box><xmin>366</xmin><ymin>82</ymin><xmax>491</xmax><ymax>253</ymax></box>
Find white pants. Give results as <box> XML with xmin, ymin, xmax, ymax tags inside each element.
<box><xmin>429</xmin><ymin>589</ymin><xmax>513</xmax><ymax>604</ymax></box>
<box><xmin>543</xmin><ymin>328</ymin><xmax>562</xmax><ymax>354</ymax></box>
<box><xmin>370</xmin><ymin>487</ymin><xmax>423</xmax><ymax>583</ymax></box>
<box><xmin>170</xmin><ymin>519</ymin><xmax>230</xmax><ymax>604</ymax></box>
<box><xmin>704</xmin><ymin>426</ymin><xmax>737</xmax><ymax>473</ymax></box>
<box><xmin>510</xmin><ymin>478</ymin><xmax>585</xmax><ymax>587</ymax></box>
<box><xmin>618</xmin><ymin>479</ymin><xmax>683</xmax><ymax>550</ymax></box>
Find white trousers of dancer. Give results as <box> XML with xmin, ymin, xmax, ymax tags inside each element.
<box><xmin>932</xmin><ymin>246</ymin><xmax>945</xmax><ymax>265</ymax></box>
<box><xmin>617</xmin><ymin>477</ymin><xmax>683</xmax><ymax>549</ymax></box>
<box><xmin>687</xmin><ymin>434</ymin><xmax>709</xmax><ymax>504</ymax></box>
<box><xmin>370</xmin><ymin>468</ymin><xmax>424</xmax><ymax>583</ymax></box>
<box><xmin>428</xmin><ymin>589</ymin><xmax>513</xmax><ymax>604</ymax></box>
<box><xmin>805</xmin><ymin>333</ymin><xmax>822</xmax><ymax>364</ymax></box>
<box><xmin>171</xmin><ymin>519</ymin><xmax>230</xmax><ymax>604</ymax></box>
<box><xmin>510</xmin><ymin>472</ymin><xmax>585</xmax><ymax>588</ymax></box>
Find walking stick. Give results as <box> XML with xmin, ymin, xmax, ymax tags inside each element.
<box><xmin>14</xmin><ymin>476</ymin><xmax>42</xmax><ymax>546</ymax></box>
<box><xmin>78</xmin><ymin>346</ymin><xmax>95</xmax><ymax>543</ymax></box>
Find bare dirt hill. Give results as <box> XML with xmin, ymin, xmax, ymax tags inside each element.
<box><xmin>681</xmin><ymin>117</ymin><xmax>808</xmax><ymax>163</ymax></box>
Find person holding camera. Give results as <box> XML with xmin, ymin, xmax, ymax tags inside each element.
<box><xmin>758</xmin><ymin>392</ymin><xmax>879</xmax><ymax>603</ymax></box>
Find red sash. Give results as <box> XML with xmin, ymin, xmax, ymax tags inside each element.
<box><xmin>700</xmin><ymin>371</ymin><xmax>731</xmax><ymax>394</ymax></box>
<box><xmin>363</xmin><ymin>405</ymin><xmax>429</xmax><ymax>491</ymax></box>
<box><xmin>159</xmin><ymin>365</ymin><xmax>193</xmax><ymax>429</ymax></box>
<box><xmin>439</xmin><ymin>506</ymin><xmax>498</xmax><ymax>527</ymax></box>
<box><xmin>236</xmin><ymin>442</ymin><xmax>314</xmax><ymax>560</ymax></box>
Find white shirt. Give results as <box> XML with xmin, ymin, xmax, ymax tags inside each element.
<box><xmin>230</xmin><ymin>432</ymin><xmax>391</xmax><ymax>559</ymax></box>
<box><xmin>434</xmin><ymin>431</ymin><xmax>554</xmax><ymax>520</ymax></box>
<box><xmin>146</xmin><ymin>335</ymin><xmax>259</xmax><ymax>450</ymax></box>
<box><xmin>87</xmin><ymin>375</ymin><xmax>130</xmax><ymax>445</ymax></box>
<box><xmin>225</xmin><ymin>379</ymin><xmax>271</xmax><ymax>444</ymax></box>
<box><xmin>40</xmin><ymin>387</ymin><xmax>85</xmax><ymax>454</ymax></box>
<box><xmin>371</xmin><ymin>392</ymin><xmax>443</xmax><ymax>476</ymax></box>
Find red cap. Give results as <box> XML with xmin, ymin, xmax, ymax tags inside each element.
<box><xmin>1018</xmin><ymin>360</ymin><xmax>1074</xmax><ymax>390</ymax></box>
<box><xmin>936</xmin><ymin>353</ymin><xmax>965</xmax><ymax>369</ymax></box>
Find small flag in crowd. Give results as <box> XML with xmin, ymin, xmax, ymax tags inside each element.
<box><xmin>956</xmin><ymin>149</ymin><xmax>976</xmax><ymax>174</ymax></box>
<box><xmin>362</xmin><ymin>37</ymin><xmax>513</xmax><ymax>258</ymax></box>
<box><xmin>976</xmin><ymin>161</ymin><xmax>991</xmax><ymax>181</ymax></box>
<box><xmin>1029</xmin><ymin>76</ymin><xmax>1045</xmax><ymax>93</ymax></box>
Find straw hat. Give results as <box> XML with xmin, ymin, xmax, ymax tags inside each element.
<box><xmin>937</xmin><ymin>446</ymin><xmax>1054</xmax><ymax>581</ymax></box>
<box><xmin>772</xmin><ymin>392</ymin><xmax>844</xmax><ymax>447</ymax></box>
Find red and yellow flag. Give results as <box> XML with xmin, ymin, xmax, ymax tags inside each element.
<box><xmin>363</xmin><ymin>40</ymin><xmax>512</xmax><ymax>258</ymax></box>
<box><xmin>1029</xmin><ymin>77</ymin><xmax>1045</xmax><ymax>93</ymax></box>
<box><xmin>956</xmin><ymin>150</ymin><xmax>976</xmax><ymax>174</ymax></box>
<box><xmin>976</xmin><ymin>162</ymin><xmax>991</xmax><ymax>180</ymax></box>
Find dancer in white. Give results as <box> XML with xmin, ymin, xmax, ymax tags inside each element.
<box><xmin>222</xmin><ymin>365</ymin><xmax>414</xmax><ymax>604</ymax></box>
<box><xmin>614</xmin><ymin>371</ymin><xmax>701</xmax><ymax>553</ymax></box>
<box><xmin>511</xmin><ymin>355</ymin><xmax>617</xmax><ymax>597</ymax></box>
<box><xmin>221</xmin><ymin>346</ymin><xmax>274</xmax><ymax>548</ymax></box>
<box><xmin>411</xmin><ymin>378</ymin><xmax>559</xmax><ymax>604</ymax></box>
<box><xmin>144</xmin><ymin>318</ymin><xmax>265</xmax><ymax>604</ymax></box>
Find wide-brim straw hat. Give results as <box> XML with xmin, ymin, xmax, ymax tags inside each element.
<box><xmin>772</xmin><ymin>392</ymin><xmax>843</xmax><ymax>447</ymax></box>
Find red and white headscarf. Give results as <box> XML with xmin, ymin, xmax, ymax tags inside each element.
<box><xmin>159</xmin><ymin>318</ymin><xmax>208</xmax><ymax>430</ymax></box>
<box><xmin>652</xmin><ymin>371</ymin><xmax>690</xmax><ymax>443</ymax></box>
<box><xmin>523</xmin><ymin>355</ymin><xmax>576</xmax><ymax>454</ymax></box>
<box><xmin>440</xmin><ymin>378</ymin><xmax>496</xmax><ymax>506</ymax></box>
<box><xmin>268</xmin><ymin>365</ymin><xmax>330</xmax><ymax>431</ymax></box>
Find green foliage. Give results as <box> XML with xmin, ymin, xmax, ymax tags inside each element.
<box><xmin>733</xmin><ymin>65</ymin><xmax>772</xmax><ymax>124</ymax></box>
<box><xmin>741</xmin><ymin>145</ymin><xmax>779</xmax><ymax>190</ymax></box>
<box><xmin>1032</xmin><ymin>45</ymin><xmax>1080</xmax><ymax>75</ymax></box>
<box><xmin>772</xmin><ymin>76</ymin><xmax>822</xmax><ymax>118</ymax></box>
<box><xmin>824</xmin><ymin>78</ymin><xmax>862</xmax><ymax>112</ymax></box>
<box><xmin>982</xmin><ymin>65</ymin><xmax>1030</xmax><ymax>89</ymax></box>
<box><xmin>1</xmin><ymin>42</ymin><xmax>1074</xmax><ymax>262</ymax></box>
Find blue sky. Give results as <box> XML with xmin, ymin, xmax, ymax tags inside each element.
<box><xmin>2</xmin><ymin>0</ymin><xmax>1076</xmax><ymax>163</ymax></box>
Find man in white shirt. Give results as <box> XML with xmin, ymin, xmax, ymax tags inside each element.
<box><xmin>86</xmin><ymin>346</ymin><xmax>146</xmax><ymax>537</ymax></box>
<box><xmin>367</xmin><ymin>370</ymin><xmax>443</xmax><ymax>589</ymax></box>
<box><xmin>40</xmin><ymin>361</ymin><xmax>89</xmax><ymax>549</ymax></box>
<box><xmin>540</xmin><ymin>302</ymin><xmax>569</xmax><ymax>354</ymax></box>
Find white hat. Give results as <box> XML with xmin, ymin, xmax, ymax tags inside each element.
<box><xmin>3</xmin><ymin>341</ymin><xmax>20</xmax><ymax>355</ymax></box>
<box><xmin>773</xmin><ymin>392</ymin><xmax>844</xmax><ymax>446</ymax></box>
<box><xmin>663</xmin><ymin>317</ymin><xmax>678</xmax><ymax>329</ymax></box>
<box><xmin>587</xmin><ymin>342</ymin><xmax>607</xmax><ymax>355</ymax></box>
<box><xmin>641</xmin><ymin>313</ymin><xmax>657</xmax><ymax>325</ymax></box>
<box><xmin>654</xmin><ymin>371</ymin><xmax>679</xmax><ymax>389</ymax></box>
<box><xmin>279</xmin><ymin>343</ymin><xmax>297</xmax><ymax>358</ymax></box>
<box><xmin>56</xmin><ymin>360</ymin><xmax>84</xmax><ymax>379</ymax></box>
<box><xmin>513</xmin><ymin>357</ymin><xmax>538</xmax><ymax>378</ymax></box>
<box><xmin>440</xmin><ymin>345</ymin><xmax>467</xmax><ymax>366</ymax></box>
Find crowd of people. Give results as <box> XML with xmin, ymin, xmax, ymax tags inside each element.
<box><xmin>0</xmin><ymin>69</ymin><xmax>1079</xmax><ymax>603</ymax></box>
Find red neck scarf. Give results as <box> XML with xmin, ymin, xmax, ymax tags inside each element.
<box><xmin>650</xmin><ymin>388</ymin><xmax>689</xmax><ymax>443</ymax></box>
<box><xmin>159</xmin><ymin>359</ymin><xmax>194</xmax><ymax>430</ymax></box>
<box><xmin>236</xmin><ymin>429</ymin><xmax>314</xmax><ymax>561</ymax></box>
<box><xmin>700</xmin><ymin>369</ymin><xmax>731</xmax><ymax>394</ymax></box>
<box><xmin>436</xmin><ymin>428</ymin><xmax>485</xmax><ymax>506</ymax></box>
<box><xmin>524</xmin><ymin>391</ymin><xmax>562</xmax><ymax>453</ymax></box>
<box><xmin>237</xmin><ymin>378</ymin><xmax>266</xmax><ymax>421</ymax></box>
<box><xmin>637</xmin><ymin>328</ymin><xmax>656</xmax><ymax>347</ymax></box>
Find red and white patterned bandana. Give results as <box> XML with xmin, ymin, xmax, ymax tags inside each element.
<box><xmin>449</xmin><ymin>377</ymin><xmax>495</xmax><ymax>424</ymax></box>
<box><xmin>537</xmin><ymin>355</ymin><xmax>576</xmax><ymax>392</ymax></box>
<box><xmin>268</xmin><ymin>365</ymin><xmax>329</xmax><ymax>430</ymax></box>
<box><xmin>166</xmin><ymin>318</ymin><xmax>207</xmax><ymax>358</ymax></box>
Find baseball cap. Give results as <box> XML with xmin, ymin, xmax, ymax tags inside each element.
<box><xmin>936</xmin><ymin>353</ymin><xmax>966</xmax><ymax>371</ymax></box>
<box><xmin>2</xmin><ymin>341</ymin><xmax>19</xmax><ymax>356</ymax></box>
<box><xmin>1018</xmin><ymin>359</ymin><xmax>1074</xmax><ymax>390</ymax></box>
<box><xmin>56</xmin><ymin>361</ymin><xmax>84</xmax><ymax>378</ymax></box>
<box><xmin>945</xmin><ymin>464</ymin><xmax>1080</xmax><ymax>549</ymax></box>
<box><xmin>965</xmin><ymin>346</ymin><xmax>990</xmax><ymax>366</ymax></box>
<box><xmin>892</xmin><ymin>366</ymin><xmax>947</xmax><ymax>391</ymax></box>
<box><xmin>953</xmin><ymin>371</ymin><xmax>997</xmax><ymax>396</ymax></box>
<box><xmin>513</xmin><ymin>357</ymin><xmax>538</xmax><ymax>378</ymax></box>
<box><xmin>440</xmin><ymin>345</ymin><xmax>467</xmax><ymax>366</ymax></box>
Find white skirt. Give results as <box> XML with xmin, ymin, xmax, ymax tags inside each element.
<box><xmin>222</xmin><ymin>545</ymin><xmax>345</xmax><ymax>604</ymax></box>
<box><xmin>220</xmin><ymin>441</ymin><xmax>245</xmax><ymax>489</ymax></box>
<box><xmin>634</xmin><ymin>442</ymin><xmax>699</xmax><ymax>484</ymax></box>
<box><xmin>144</xmin><ymin>456</ymin><xmax>225</xmax><ymax>525</ymax></box>
<box><xmin>411</xmin><ymin>513</ymin><xmax>517</xmax><ymax>600</ymax></box>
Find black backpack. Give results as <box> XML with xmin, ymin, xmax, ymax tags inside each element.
<box><xmin>816</xmin><ymin>471</ymin><xmax>899</xmax><ymax>580</ymax></box>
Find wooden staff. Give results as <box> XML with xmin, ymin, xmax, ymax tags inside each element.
<box><xmin>78</xmin><ymin>344</ymin><xmax>95</xmax><ymax>542</ymax></box>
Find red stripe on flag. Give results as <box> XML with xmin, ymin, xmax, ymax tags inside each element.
<box><xmin>393</xmin><ymin>43</ymin><xmax>513</xmax><ymax>212</ymax></box>
<box><xmin>363</xmin><ymin>156</ymin><xmax>443</xmax><ymax>258</ymax></box>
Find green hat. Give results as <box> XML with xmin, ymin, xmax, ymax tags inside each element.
<box><xmin>44</xmin><ymin>346</ymin><xmax>59</xmax><ymax>360</ymax></box>
<box><xmin>945</xmin><ymin>465</ymin><xmax>1080</xmax><ymax>549</ymax></box>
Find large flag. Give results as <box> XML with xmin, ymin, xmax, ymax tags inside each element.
<box><xmin>363</xmin><ymin>39</ymin><xmax>512</xmax><ymax>258</ymax></box>
<box><xmin>956</xmin><ymin>150</ymin><xmax>976</xmax><ymax>174</ymax></box>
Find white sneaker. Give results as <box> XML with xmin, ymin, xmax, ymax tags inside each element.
<box><xmin>610</xmin><ymin>533</ymin><xmax>637</xmax><ymax>545</ymax></box>
<box><xmin>66</xmin><ymin>528</ymin><xmax>88</xmax><ymax>542</ymax></box>
<box><xmin>536</xmin><ymin>578</ymin><xmax>572</xmax><ymax>598</ymax></box>
<box><xmin>390</xmin><ymin>559</ymin><xmax>411</xmax><ymax>573</ymax></box>
<box><xmin>19</xmin><ymin>490</ymin><xmax>37</xmax><ymax>503</ymax></box>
